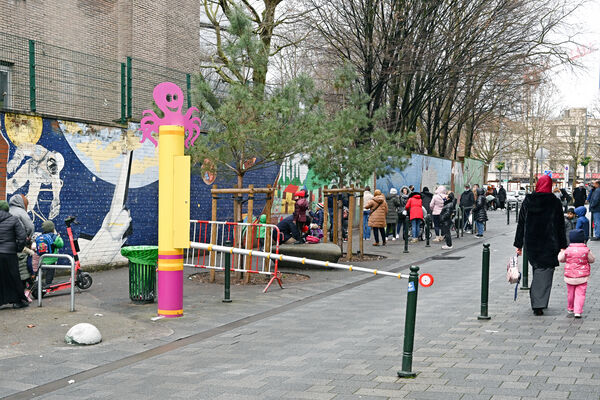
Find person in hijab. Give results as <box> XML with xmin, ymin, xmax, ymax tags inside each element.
<box><xmin>514</xmin><ymin>175</ymin><xmax>567</xmax><ymax>316</ymax></box>
<box><xmin>0</xmin><ymin>200</ymin><xmax>28</xmax><ymax>309</ymax></box>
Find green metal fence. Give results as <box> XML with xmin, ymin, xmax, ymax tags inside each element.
<box><xmin>0</xmin><ymin>31</ymin><xmax>192</xmax><ymax>125</ymax></box>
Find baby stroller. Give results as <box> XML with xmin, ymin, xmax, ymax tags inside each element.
<box><xmin>401</xmin><ymin>206</ymin><xmax>431</xmax><ymax>241</ymax></box>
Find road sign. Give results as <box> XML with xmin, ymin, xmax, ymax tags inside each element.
<box><xmin>419</xmin><ymin>273</ymin><xmax>434</xmax><ymax>287</ymax></box>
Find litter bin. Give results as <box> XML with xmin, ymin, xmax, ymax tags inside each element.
<box><xmin>121</xmin><ymin>246</ymin><xmax>158</xmax><ymax>304</ymax></box>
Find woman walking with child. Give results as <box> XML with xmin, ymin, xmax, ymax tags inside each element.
<box><xmin>558</xmin><ymin>229</ymin><xmax>594</xmax><ymax>318</ymax></box>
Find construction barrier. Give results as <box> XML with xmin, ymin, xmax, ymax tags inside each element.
<box><xmin>185</xmin><ymin>220</ymin><xmax>283</xmax><ymax>292</ymax></box>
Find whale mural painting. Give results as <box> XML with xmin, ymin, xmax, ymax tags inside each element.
<box><xmin>0</xmin><ymin>113</ymin><xmax>280</xmax><ymax>267</ymax></box>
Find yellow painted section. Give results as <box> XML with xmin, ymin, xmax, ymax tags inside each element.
<box><xmin>173</xmin><ymin>155</ymin><xmax>191</xmax><ymax>248</ymax></box>
<box><xmin>158</xmin><ymin>309</ymin><xmax>183</xmax><ymax>316</ymax></box>
<box><xmin>158</xmin><ymin>125</ymin><xmax>183</xmax><ymax>252</ymax></box>
<box><xmin>4</xmin><ymin>113</ymin><xmax>43</xmax><ymax>145</ymax></box>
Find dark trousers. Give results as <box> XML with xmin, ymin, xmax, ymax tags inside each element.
<box><xmin>530</xmin><ymin>267</ymin><xmax>554</xmax><ymax>309</ymax></box>
<box><xmin>432</xmin><ymin>214</ymin><xmax>441</xmax><ymax>235</ymax></box>
<box><xmin>372</xmin><ymin>227</ymin><xmax>386</xmax><ymax>244</ymax></box>
<box><xmin>441</xmin><ymin>223</ymin><xmax>452</xmax><ymax>246</ymax></box>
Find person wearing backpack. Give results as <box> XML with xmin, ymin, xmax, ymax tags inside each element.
<box><xmin>36</xmin><ymin>220</ymin><xmax>64</xmax><ymax>286</ymax></box>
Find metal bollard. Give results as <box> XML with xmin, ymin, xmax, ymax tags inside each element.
<box><xmin>403</xmin><ymin>219</ymin><xmax>409</xmax><ymax>253</ymax></box>
<box><xmin>478</xmin><ymin>243</ymin><xmax>491</xmax><ymax>320</ymax></box>
<box><xmin>223</xmin><ymin>240</ymin><xmax>232</xmax><ymax>303</ymax></box>
<box><xmin>425</xmin><ymin>217</ymin><xmax>430</xmax><ymax>247</ymax></box>
<box><xmin>397</xmin><ymin>265</ymin><xmax>420</xmax><ymax>378</ymax></box>
<box><xmin>515</xmin><ymin>202</ymin><xmax>519</xmax><ymax>222</ymax></box>
<box><xmin>506</xmin><ymin>205</ymin><xmax>510</xmax><ymax>225</ymax></box>
<box><xmin>520</xmin><ymin>248</ymin><xmax>529</xmax><ymax>290</ymax></box>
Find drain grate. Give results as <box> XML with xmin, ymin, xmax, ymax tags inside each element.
<box><xmin>431</xmin><ymin>256</ymin><xmax>464</xmax><ymax>260</ymax></box>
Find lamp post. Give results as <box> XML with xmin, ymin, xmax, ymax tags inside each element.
<box><xmin>583</xmin><ymin>110</ymin><xmax>589</xmax><ymax>185</ymax></box>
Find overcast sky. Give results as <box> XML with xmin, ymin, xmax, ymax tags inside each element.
<box><xmin>553</xmin><ymin>1</ymin><xmax>600</xmax><ymax>112</ymax></box>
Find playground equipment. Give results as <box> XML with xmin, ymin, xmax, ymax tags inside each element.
<box><xmin>322</xmin><ymin>186</ymin><xmax>366</xmax><ymax>260</ymax></box>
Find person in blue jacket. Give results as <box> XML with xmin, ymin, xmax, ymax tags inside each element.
<box><xmin>574</xmin><ymin>206</ymin><xmax>590</xmax><ymax>242</ymax></box>
<box><xmin>588</xmin><ymin>181</ymin><xmax>600</xmax><ymax>240</ymax></box>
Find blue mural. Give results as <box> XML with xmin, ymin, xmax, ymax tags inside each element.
<box><xmin>0</xmin><ymin>113</ymin><xmax>279</xmax><ymax>266</ymax></box>
<box><xmin>377</xmin><ymin>154</ymin><xmax>424</xmax><ymax>193</ymax></box>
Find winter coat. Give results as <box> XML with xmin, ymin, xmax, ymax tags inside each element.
<box><xmin>310</xmin><ymin>209</ymin><xmax>324</xmax><ymax>229</ymax></box>
<box><xmin>565</xmin><ymin>216</ymin><xmax>577</xmax><ymax>243</ymax></box>
<box><xmin>472</xmin><ymin>188</ymin><xmax>488</xmax><ymax>222</ymax></box>
<box><xmin>276</xmin><ymin>215</ymin><xmax>302</xmax><ymax>242</ymax></box>
<box><xmin>405</xmin><ymin>195</ymin><xmax>424</xmax><ymax>220</ymax></box>
<box><xmin>8</xmin><ymin>195</ymin><xmax>34</xmax><ymax>238</ymax></box>
<box><xmin>0</xmin><ymin>210</ymin><xmax>26</xmax><ymax>254</ymax></box>
<box><xmin>574</xmin><ymin>206</ymin><xmax>589</xmax><ymax>242</ymax></box>
<box><xmin>573</xmin><ymin>187</ymin><xmax>587</xmax><ymax>207</ymax></box>
<box><xmin>39</xmin><ymin>234</ymin><xmax>64</xmax><ymax>265</ymax></box>
<box><xmin>589</xmin><ymin>186</ymin><xmax>600</xmax><ymax>212</ymax></box>
<box><xmin>459</xmin><ymin>189</ymin><xmax>475</xmax><ymax>208</ymax></box>
<box><xmin>514</xmin><ymin>192</ymin><xmax>567</xmax><ymax>268</ymax></box>
<box><xmin>365</xmin><ymin>194</ymin><xmax>388</xmax><ymax>228</ymax></box>
<box><xmin>293</xmin><ymin>197</ymin><xmax>308</xmax><ymax>223</ymax></box>
<box><xmin>385</xmin><ymin>194</ymin><xmax>401</xmax><ymax>224</ymax></box>
<box><xmin>430</xmin><ymin>186</ymin><xmax>446</xmax><ymax>216</ymax></box>
<box><xmin>420</xmin><ymin>190</ymin><xmax>433</xmax><ymax>214</ymax></box>
<box><xmin>440</xmin><ymin>200</ymin><xmax>455</xmax><ymax>225</ymax></box>
<box><xmin>256</xmin><ymin>214</ymin><xmax>268</xmax><ymax>239</ymax></box>
<box><xmin>497</xmin><ymin>188</ymin><xmax>507</xmax><ymax>202</ymax></box>
<box><xmin>559</xmin><ymin>243</ymin><xmax>594</xmax><ymax>278</ymax></box>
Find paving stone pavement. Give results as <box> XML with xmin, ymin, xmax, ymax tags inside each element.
<box><xmin>2</xmin><ymin>210</ymin><xmax>600</xmax><ymax>399</ymax></box>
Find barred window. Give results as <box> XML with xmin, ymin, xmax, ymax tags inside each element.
<box><xmin>0</xmin><ymin>64</ymin><xmax>10</xmax><ymax>109</ymax></box>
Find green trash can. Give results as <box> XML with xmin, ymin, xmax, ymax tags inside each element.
<box><xmin>121</xmin><ymin>246</ymin><xmax>158</xmax><ymax>304</ymax></box>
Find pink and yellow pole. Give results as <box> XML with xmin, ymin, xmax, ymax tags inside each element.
<box><xmin>140</xmin><ymin>82</ymin><xmax>200</xmax><ymax>318</ymax></box>
<box><xmin>157</xmin><ymin>125</ymin><xmax>190</xmax><ymax>317</ymax></box>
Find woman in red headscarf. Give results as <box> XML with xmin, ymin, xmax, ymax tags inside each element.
<box><xmin>514</xmin><ymin>175</ymin><xmax>567</xmax><ymax>315</ymax></box>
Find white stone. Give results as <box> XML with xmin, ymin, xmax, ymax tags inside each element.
<box><xmin>65</xmin><ymin>323</ymin><xmax>102</xmax><ymax>345</ymax></box>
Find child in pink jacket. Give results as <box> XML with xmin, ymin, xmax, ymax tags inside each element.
<box><xmin>558</xmin><ymin>229</ymin><xmax>595</xmax><ymax>318</ymax></box>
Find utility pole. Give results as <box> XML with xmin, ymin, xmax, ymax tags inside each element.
<box><xmin>584</xmin><ymin>110</ymin><xmax>589</xmax><ymax>186</ymax></box>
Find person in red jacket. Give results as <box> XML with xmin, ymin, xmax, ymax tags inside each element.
<box><xmin>405</xmin><ymin>193</ymin><xmax>424</xmax><ymax>243</ymax></box>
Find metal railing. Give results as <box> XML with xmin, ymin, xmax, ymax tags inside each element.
<box><xmin>37</xmin><ymin>254</ymin><xmax>76</xmax><ymax>312</ymax></box>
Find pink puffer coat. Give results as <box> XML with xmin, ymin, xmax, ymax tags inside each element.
<box><xmin>558</xmin><ymin>243</ymin><xmax>594</xmax><ymax>278</ymax></box>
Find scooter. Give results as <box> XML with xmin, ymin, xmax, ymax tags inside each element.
<box><xmin>31</xmin><ymin>216</ymin><xmax>93</xmax><ymax>298</ymax></box>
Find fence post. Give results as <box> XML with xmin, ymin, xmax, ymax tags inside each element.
<box><xmin>120</xmin><ymin>62</ymin><xmax>126</xmax><ymax>124</ymax></box>
<box><xmin>520</xmin><ymin>248</ymin><xmax>530</xmax><ymax>290</ymax></box>
<box><xmin>403</xmin><ymin>219</ymin><xmax>409</xmax><ymax>253</ymax></box>
<box><xmin>28</xmin><ymin>39</ymin><xmax>36</xmax><ymax>112</ymax></box>
<box><xmin>397</xmin><ymin>265</ymin><xmax>420</xmax><ymax>378</ymax></box>
<box><xmin>186</xmin><ymin>73</ymin><xmax>192</xmax><ymax>109</ymax></box>
<box><xmin>126</xmin><ymin>56</ymin><xmax>132</xmax><ymax>119</ymax></box>
<box><xmin>425</xmin><ymin>217</ymin><xmax>430</xmax><ymax>247</ymax></box>
<box><xmin>478</xmin><ymin>243</ymin><xmax>491</xmax><ymax>320</ymax></box>
<box><xmin>223</xmin><ymin>240</ymin><xmax>232</xmax><ymax>302</ymax></box>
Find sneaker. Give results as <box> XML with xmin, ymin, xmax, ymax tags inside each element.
<box><xmin>13</xmin><ymin>301</ymin><xmax>29</xmax><ymax>309</ymax></box>
<box><xmin>567</xmin><ymin>310</ymin><xmax>574</xmax><ymax>317</ymax></box>
<box><xmin>476</xmin><ymin>234</ymin><xmax>484</xmax><ymax>238</ymax></box>
<box><xmin>441</xmin><ymin>245</ymin><xmax>453</xmax><ymax>250</ymax></box>
<box><xmin>533</xmin><ymin>308</ymin><xmax>544</xmax><ymax>316</ymax></box>
<box><xmin>372</xmin><ymin>242</ymin><xmax>380</xmax><ymax>246</ymax></box>
<box><xmin>574</xmin><ymin>313</ymin><xmax>582</xmax><ymax>318</ymax></box>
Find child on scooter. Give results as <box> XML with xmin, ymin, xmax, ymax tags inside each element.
<box><xmin>35</xmin><ymin>220</ymin><xmax>64</xmax><ymax>286</ymax></box>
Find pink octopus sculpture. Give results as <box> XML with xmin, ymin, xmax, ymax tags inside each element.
<box><xmin>140</xmin><ymin>82</ymin><xmax>202</xmax><ymax>148</ymax></box>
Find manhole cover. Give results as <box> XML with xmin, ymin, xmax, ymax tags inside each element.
<box><xmin>431</xmin><ymin>256</ymin><xmax>464</xmax><ymax>260</ymax></box>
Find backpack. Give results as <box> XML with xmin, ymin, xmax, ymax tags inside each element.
<box><xmin>35</xmin><ymin>233</ymin><xmax>55</xmax><ymax>256</ymax></box>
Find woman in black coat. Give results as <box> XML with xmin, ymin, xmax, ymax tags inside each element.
<box><xmin>472</xmin><ymin>188</ymin><xmax>488</xmax><ymax>237</ymax></box>
<box><xmin>0</xmin><ymin>201</ymin><xmax>28</xmax><ymax>309</ymax></box>
<box><xmin>514</xmin><ymin>175</ymin><xmax>567</xmax><ymax>316</ymax></box>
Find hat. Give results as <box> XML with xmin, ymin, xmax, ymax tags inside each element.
<box><xmin>42</xmin><ymin>220</ymin><xmax>55</xmax><ymax>233</ymax></box>
<box><xmin>0</xmin><ymin>201</ymin><xmax>8</xmax><ymax>212</ymax></box>
<box><xmin>295</xmin><ymin>190</ymin><xmax>306</xmax><ymax>197</ymax></box>
<box><xmin>316</xmin><ymin>202</ymin><xmax>324</xmax><ymax>209</ymax></box>
<box><xmin>390</xmin><ymin>188</ymin><xmax>398</xmax><ymax>195</ymax></box>
<box><xmin>569</xmin><ymin>229</ymin><xmax>585</xmax><ymax>244</ymax></box>
<box><xmin>302</xmin><ymin>225</ymin><xmax>309</xmax><ymax>233</ymax></box>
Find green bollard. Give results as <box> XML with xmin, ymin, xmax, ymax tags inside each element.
<box><xmin>398</xmin><ymin>265</ymin><xmax>420</xmax><ymax>378</ymax></box>
<box><xmin>520</xmin><ymin>248</ymin><xmax>530</xmax><ymax>290</ymax></box>
<box><xmin>506</xmin><ymin>205</ymin><xmax>510</xmax><ymax>225</ymax></box>
<box><xmin>478</xmin><ymin>243</ymin><xmax>491</xmax><ymax>320</ymax></box>
<box><xmin>425</xmin><ymin>216</ymin><xmax>430</xmax><ymax>247</ymax></box>
<box><xmin>403</xmin><ymin>219</ymin><xmax>409</xmax><ymax>253</ymax></box>
<box><xmin>223</xmin><ymin>240</ymin><xmax>232</xmax><ymax>303</ymax></box>
<box><xmin>515</xmin><ymin>201</ymin><xmax>519</xmax><ymax>222</ymax></box>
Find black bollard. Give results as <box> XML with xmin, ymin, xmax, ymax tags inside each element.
<box><xmin>520</xmin><ymin>248</ymin><xmax>530</xmax><ymax>290</ymax></box>
<box><xmin>515</xmin><ymin>201</ymin><xmax>519</xmax><ymax>222</ymax></box>
<box><xmin>478</xmin><ymin>243</ymin><xmax>491</xmax><ymax>320</ymax></box>
<box><xmin>506</xmin><ymin>205</ymin><xmax>510</xmax><ymax>225</ymax></box>
<box><xmin>397</xmin><ymin>265</ymin><xmax>420</xmax><ymax>378</ymax></box>
<box><xmin>425</xmin><ymin>217</ymin><xmax>430</xmax><ymax>247</ymax></box>
<box><xmin>404</xmin><ymin>219</ymin><xmax>409</xmax><ymax>253</ymax></box>
<box><xmin>223</xmin><ymin>240</ymin><xmax>232</xmax><ymax>303</ymax></box>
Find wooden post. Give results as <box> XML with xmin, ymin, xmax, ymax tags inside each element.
<box><xmin>347</xmin><ymin>188</ymin><xmax>355</xmax><ymax>261</ymax></box>
<box><xmin>244</xmin><ymin>185</ymin><xmax>254</xmax><ymax>284</ymax></box>
<box><xmin>210</xmin><ymin>185</ymin><xmax>218</xmax><ymax>282</ymax></box>
<box><xmin>359</xmin><ymin>189</ymin><xmax>364</xmax><ymax>258</ymax></box>
<box><xmin>323</xmin><ymin>186</ymin><xmax>329</xmax><ymax>243</ymax></box>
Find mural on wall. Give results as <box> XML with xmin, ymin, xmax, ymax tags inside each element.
<box><xmin>420</xmin><ymin>156</ymin><xmax>452</xmax><ymax>192</ymax></box>
<box><xmin>377</xmin><ymin>154</ymin><xmax>424</xmax><ymax>194</ymax></box>
<box><xmin>1</xmin><ymin>113</ymin><xmax>279</xmax><ymax>266</ymax></box>
<box><xmin>463</xmin><ymin>158</ymin><xmax>485</xmax><ymax>188</ymax></box>
<box><xmin>452</xmin><ymin>161</ymin><xmax>464</xmax><ymax>193</ymax></box>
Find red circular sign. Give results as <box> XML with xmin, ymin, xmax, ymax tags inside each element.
<box><xmin>419</xmin><ymin>273</ymin><xmax>434</xmax><ymax>287</ymax></box>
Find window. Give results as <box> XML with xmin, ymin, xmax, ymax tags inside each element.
<box><xmin>570</xmin><ymin>126</ymin><xmax>577</xmax><ymax>137</ymax></box>
<box><xmin>0</xmin><ymin>65</ymin><xmax>10</xmax><ymax>109</ymax></box>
